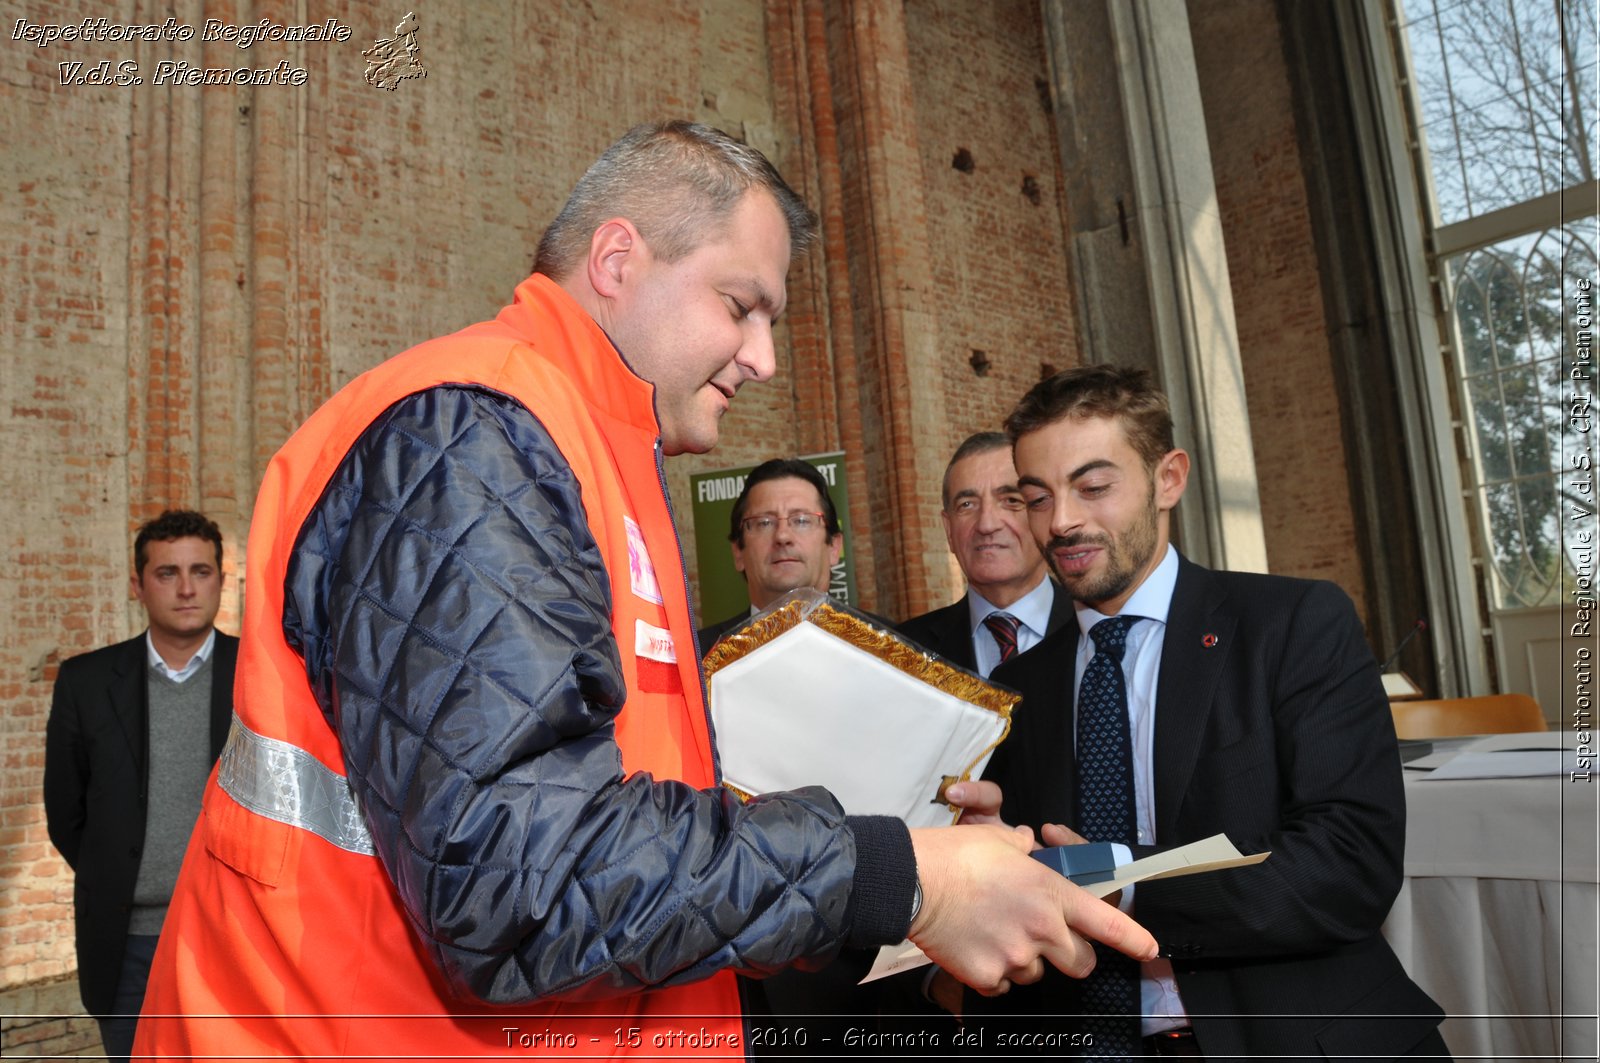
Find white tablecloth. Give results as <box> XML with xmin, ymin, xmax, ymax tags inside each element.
<box><xmin>1383</xmin><ymin>732</ymin><xmax>1599</xmax><ymax>1059</ymax></box>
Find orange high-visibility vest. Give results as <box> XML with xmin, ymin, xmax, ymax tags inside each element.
<box><xmin>135</xmin><ymin>275</ymin><xmax>742</xmax><ymax>1060</ymax></box>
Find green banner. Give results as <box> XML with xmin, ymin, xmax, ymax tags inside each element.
<box><xmin>689</xmin><ymin>451</ymin><xmax>856</xmax><ymax>627</ymax></box>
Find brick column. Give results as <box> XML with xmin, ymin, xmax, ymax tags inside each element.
<box><xmin>766</xmin><ymin>0</ymin><xmax>884</xmax><ymax>610</ymax></box>
<box><xmin>820</xmin><ymin>0</ymin><xmax>951</xmax><ymax>619</ymax></box>
<box><xmin>127</xmin><ymin>21</ymin><xmax>201</xmax><ymax>526</ymax></box>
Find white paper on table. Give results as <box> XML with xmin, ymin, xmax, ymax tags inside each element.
<box><xmin>1421</xmin><ymin>748</ymin><xmax>1580</xmax><ymax>780</ymax></box>
<box><xmin>861</xmin><ymin>833</ymin><xmax>1269</xmax><ymax>983</ymax></box>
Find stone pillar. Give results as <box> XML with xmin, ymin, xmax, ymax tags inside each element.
<box><xmin>1042</xmin><ymin>0</ymin><xmax>1267</xmax><ymax>573</ymax></box>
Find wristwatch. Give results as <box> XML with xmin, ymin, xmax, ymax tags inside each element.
<box><xmin>908</xmin><ymin>875</ymin><xmax>923</xmax><ymax>925</ymax></box>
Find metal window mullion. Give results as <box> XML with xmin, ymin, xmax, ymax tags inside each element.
<box><xmin>1556</xmin><ymin>0</ymin><xmax>1596</xmax><ymax>184</ymax></box>
<box><xmin>1430</xmin><ymin>0</ymin><xmax>1476</xmax><ymax>218</ymax></box>
<box><xmin>1445</xmin><ymin>258</ymin><xmax>1511</xmax><ymax>603</ymax></box>
<box><xmin>1434</xmin><ymin>180</ymin><xmax>1600</xmax><ymax>257</ymax></box>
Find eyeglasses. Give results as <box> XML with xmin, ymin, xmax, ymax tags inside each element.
<box><xmin>740</xmin><ymin>511</ymin><xmax>828</xmax><ymax>536</ymax></box>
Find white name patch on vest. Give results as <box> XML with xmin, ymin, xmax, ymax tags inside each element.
<box><xmin>624</xmin><ymin>514</ymin><xmax>664</xmax><ymax>605</ymax></box>
<box><xmin>634</xmin><ymin>619</ymin><xmax>677</xmax><ymax>664</ymax></box>
<box><xmin>634</xmin><ymin>618</ymin><xmax>682</xmax><ymax>695</ymax></box>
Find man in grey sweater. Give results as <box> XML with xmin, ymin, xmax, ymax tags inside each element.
<box><xmin>44</xmin><ymin>510</ymin><xmax>237</xmax><ymax>1063</ymax></box>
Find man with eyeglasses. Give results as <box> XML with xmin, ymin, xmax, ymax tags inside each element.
<box><xmin>699</xmin><ymin>456</ymin><xmax>947</xmax><ymax>1043</ymax></box>
<box><xmin>899</xmin><ymin>432</ymin><xmax>1071</xmax><ymax>678</ymax></box>
<box><xmin>698</xmin><ymin>457</ymin><xmax>853</xmax><ymax>652</ymax></box>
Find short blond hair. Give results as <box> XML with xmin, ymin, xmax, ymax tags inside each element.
<box><xmin>534</xmin><ymin>121</ymin><xmax>817</xmax><ymax>280</ymax></box>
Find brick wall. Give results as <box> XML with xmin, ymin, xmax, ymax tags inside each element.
<box><xmin>4</xmin><ymin>0</ymin><xmax>149</xmax><ymax>989</ymax></box>
<box><xmin>0</xmin><ymin>0</ymin><xmax>795</xmax><ymax>996</ymax></box>
<box><xmin>1188</xmin><ymin>0</ymin><xmax>1370</xmax><ymax>619</ymax></box>
<box><xmin>904</xmin><ymin>0</ymin><xmax>1078</xmax><ymax>608</ymax></box>
<box><xmin>1</xmin><ymin>0</ymin><xmax>1370</xmax><ymax>998</ymax></box>
<box><xmin>0</xmin><ymin>975</ymin><xmax>98</xmax><ymax>1059</ymax></box>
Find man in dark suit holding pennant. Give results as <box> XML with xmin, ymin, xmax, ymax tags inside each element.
<box><xmin>978</xmin><ymin>366</ymin><xmax>1450</xmax><ymax>1060</ymax></box>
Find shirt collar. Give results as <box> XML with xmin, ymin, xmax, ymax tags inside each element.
<box><xmin>1074</xmin><ymin>545</ymin><xmax>1181</xmax><ymax>636</ymax></box>
<box><xmin>967</xmin><ymin>571</ymin><xmax>1054</xmax><ymax>638</ymax></box>
<box><xmin>146</xmin><ymin>627</ymin><xmax>217</xmax><ymax>678</ymax></box>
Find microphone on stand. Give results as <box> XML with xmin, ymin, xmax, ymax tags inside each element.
<box><xmin>1380</xmin><ymin>618</ymin><xmax>1427</xmax><ymax>672</ymax></box>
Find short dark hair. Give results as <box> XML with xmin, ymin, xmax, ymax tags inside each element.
<box><xmin>134</xmin><ymin>509</ymin><xmax>223</xmax><ymax>576</ymax></box>
<box><xmin>534</xmin><ymin>120</ymin><xmax>819</xmax><ymax>279</ymax></box>
<box><xmin>1004</xmin><ymin>364</ymin><xmax>1175</xmax><ymax>470</ymax></box>
<box><xmin>941</xmin><ymin>431</ymin><xmax>1011</xmax><ymax>509</ymax></box>
<box><xmin>728</xmin><ymin>459</ymin><xmax>842</xmax><ymax>545</ymax></box>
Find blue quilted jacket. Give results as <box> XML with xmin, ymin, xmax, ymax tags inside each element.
<box><xmin>278</xmin><ymin>385</ymin><xmax>915</xmax><ymax>1002</ymax></box>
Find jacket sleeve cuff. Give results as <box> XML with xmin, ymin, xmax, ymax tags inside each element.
<box><xmin>842</xmin><ymin>814</ymin><xmax>917</xmax><ymax>948</ymax></box>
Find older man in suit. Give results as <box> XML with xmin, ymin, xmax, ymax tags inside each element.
<box><xmin>44</xmin><ymin>510</ymin><xmax>237</xmax><ymax>1063</ymax></box>
<box><xmin>899</xmin><ymin>432</ymin><xmax>1069</xmax><ymax>677</ymax></box>
<box><xmin>977</xmin><ymin>366</ymin><xmax>1450</xmax><ymax>1059</ymax></box>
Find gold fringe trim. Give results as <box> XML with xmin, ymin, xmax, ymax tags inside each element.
<box><xmin>704</xmin><ymin>600</ymin><xmax>1017</xmax><ymax>717</ymax></box>
<box><xmin>808</xmin><ymin>607</ymin><xmax>1018</xmax><ymax>717</ymax></box>
<box><xmin>704</xmin><ymin>598</ymin><xmax>1017</xmax><ymax>816</ymax></box>
<box><xmin>701</xmin><ymin>598</ymin><xmax>811</xmax><ymax>675</ymax></box>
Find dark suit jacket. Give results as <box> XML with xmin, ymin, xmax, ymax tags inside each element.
<box><xmin>44</xmin><ymin>631</ymin><xmax>237</xmax><ymax>1015</ymax></box>
<box><xmin>979</xmin><ymin>558</ymin><xmax>1446</xmax><ymax>1060</ymax></box>
<box><xmin>896</xmin><ymin>580</ymin><xmax>1073</xmax><ymax>673</ymax></box>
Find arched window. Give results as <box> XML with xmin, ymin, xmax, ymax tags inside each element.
<box><xmin>1393</xmin><ymin>0</ymin><xmax>1596</xmax><ymax>697</ymax></box>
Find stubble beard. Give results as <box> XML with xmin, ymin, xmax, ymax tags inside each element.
<box><xmin>1048</xmin><ymin>490</ymin><xmax>1160</xmax><ymax>608</ymax></box>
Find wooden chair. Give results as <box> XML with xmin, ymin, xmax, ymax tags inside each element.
<box><xmin>1390</xmin><ymin>693</ymin><xmax>1547</xmax><ymax>739</ymax></box>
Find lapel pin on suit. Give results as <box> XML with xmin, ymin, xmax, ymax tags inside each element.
<box><xmin>1202</xmin><ymin>633</ymin><xmax>1219</xmax><ymax>648</ymax></box>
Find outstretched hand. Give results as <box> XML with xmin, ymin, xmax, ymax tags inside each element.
<box><xmin>907</xmin><ymin>824</ymin><xmax>1157</xmax><ymax>996</ymax></box>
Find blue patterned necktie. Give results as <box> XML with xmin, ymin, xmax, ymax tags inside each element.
<box><xmin>1075</xmin><ymin>615</ymin><xmax>1141</xmax><ymax>1058</ymax></box>
<box><xmin>983</xmin><ymin>611</ymin><xmax>1020</xmax><ymax>665</ymax></box>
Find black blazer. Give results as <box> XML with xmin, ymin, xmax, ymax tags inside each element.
<box><xmin>44</xmin><ymin>631</ymin><xmax>237</xmax><ymax>1015</ymax></box>
<box><xmin>978</xmin><ymin>558</ymin><xmax>1447</xmax><ymax>1060</ymax></box>
<box><xmin>896</xmin><ymin>580</ymin><xmax>1073</xmax><ymax>673</ymax></box>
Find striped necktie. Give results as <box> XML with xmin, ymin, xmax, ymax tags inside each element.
<box><xmin>982</xmin><ymin>611</ymin><xmax>1020</xmax><ymax>665</ymax></box>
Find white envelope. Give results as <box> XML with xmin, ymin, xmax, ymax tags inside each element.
<box><xmin>703</xmin><ymin>589</ymin><xmax>1016</xmax><ymax>828</ymax></box>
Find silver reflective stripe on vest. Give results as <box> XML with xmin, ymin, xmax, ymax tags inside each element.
<box><xmin>217</xmin><ymin>713</ymin><xmax>376</xmax><ymax>856</ymax></box>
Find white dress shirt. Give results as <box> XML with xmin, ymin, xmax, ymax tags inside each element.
<box><xmin>967</xmin><ymin>574</ymin><xmax>1054</xmax><ymax>678</ymax></box>
<box><xmin>145</xmin><ymin>628</ymin><xmax>216</xmax><ymax>684</ymax></box>
<box><xmin>1070</xmin><ymin>545</ymin><xmax>1187</xmax><ymax>1034</ymax></box>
